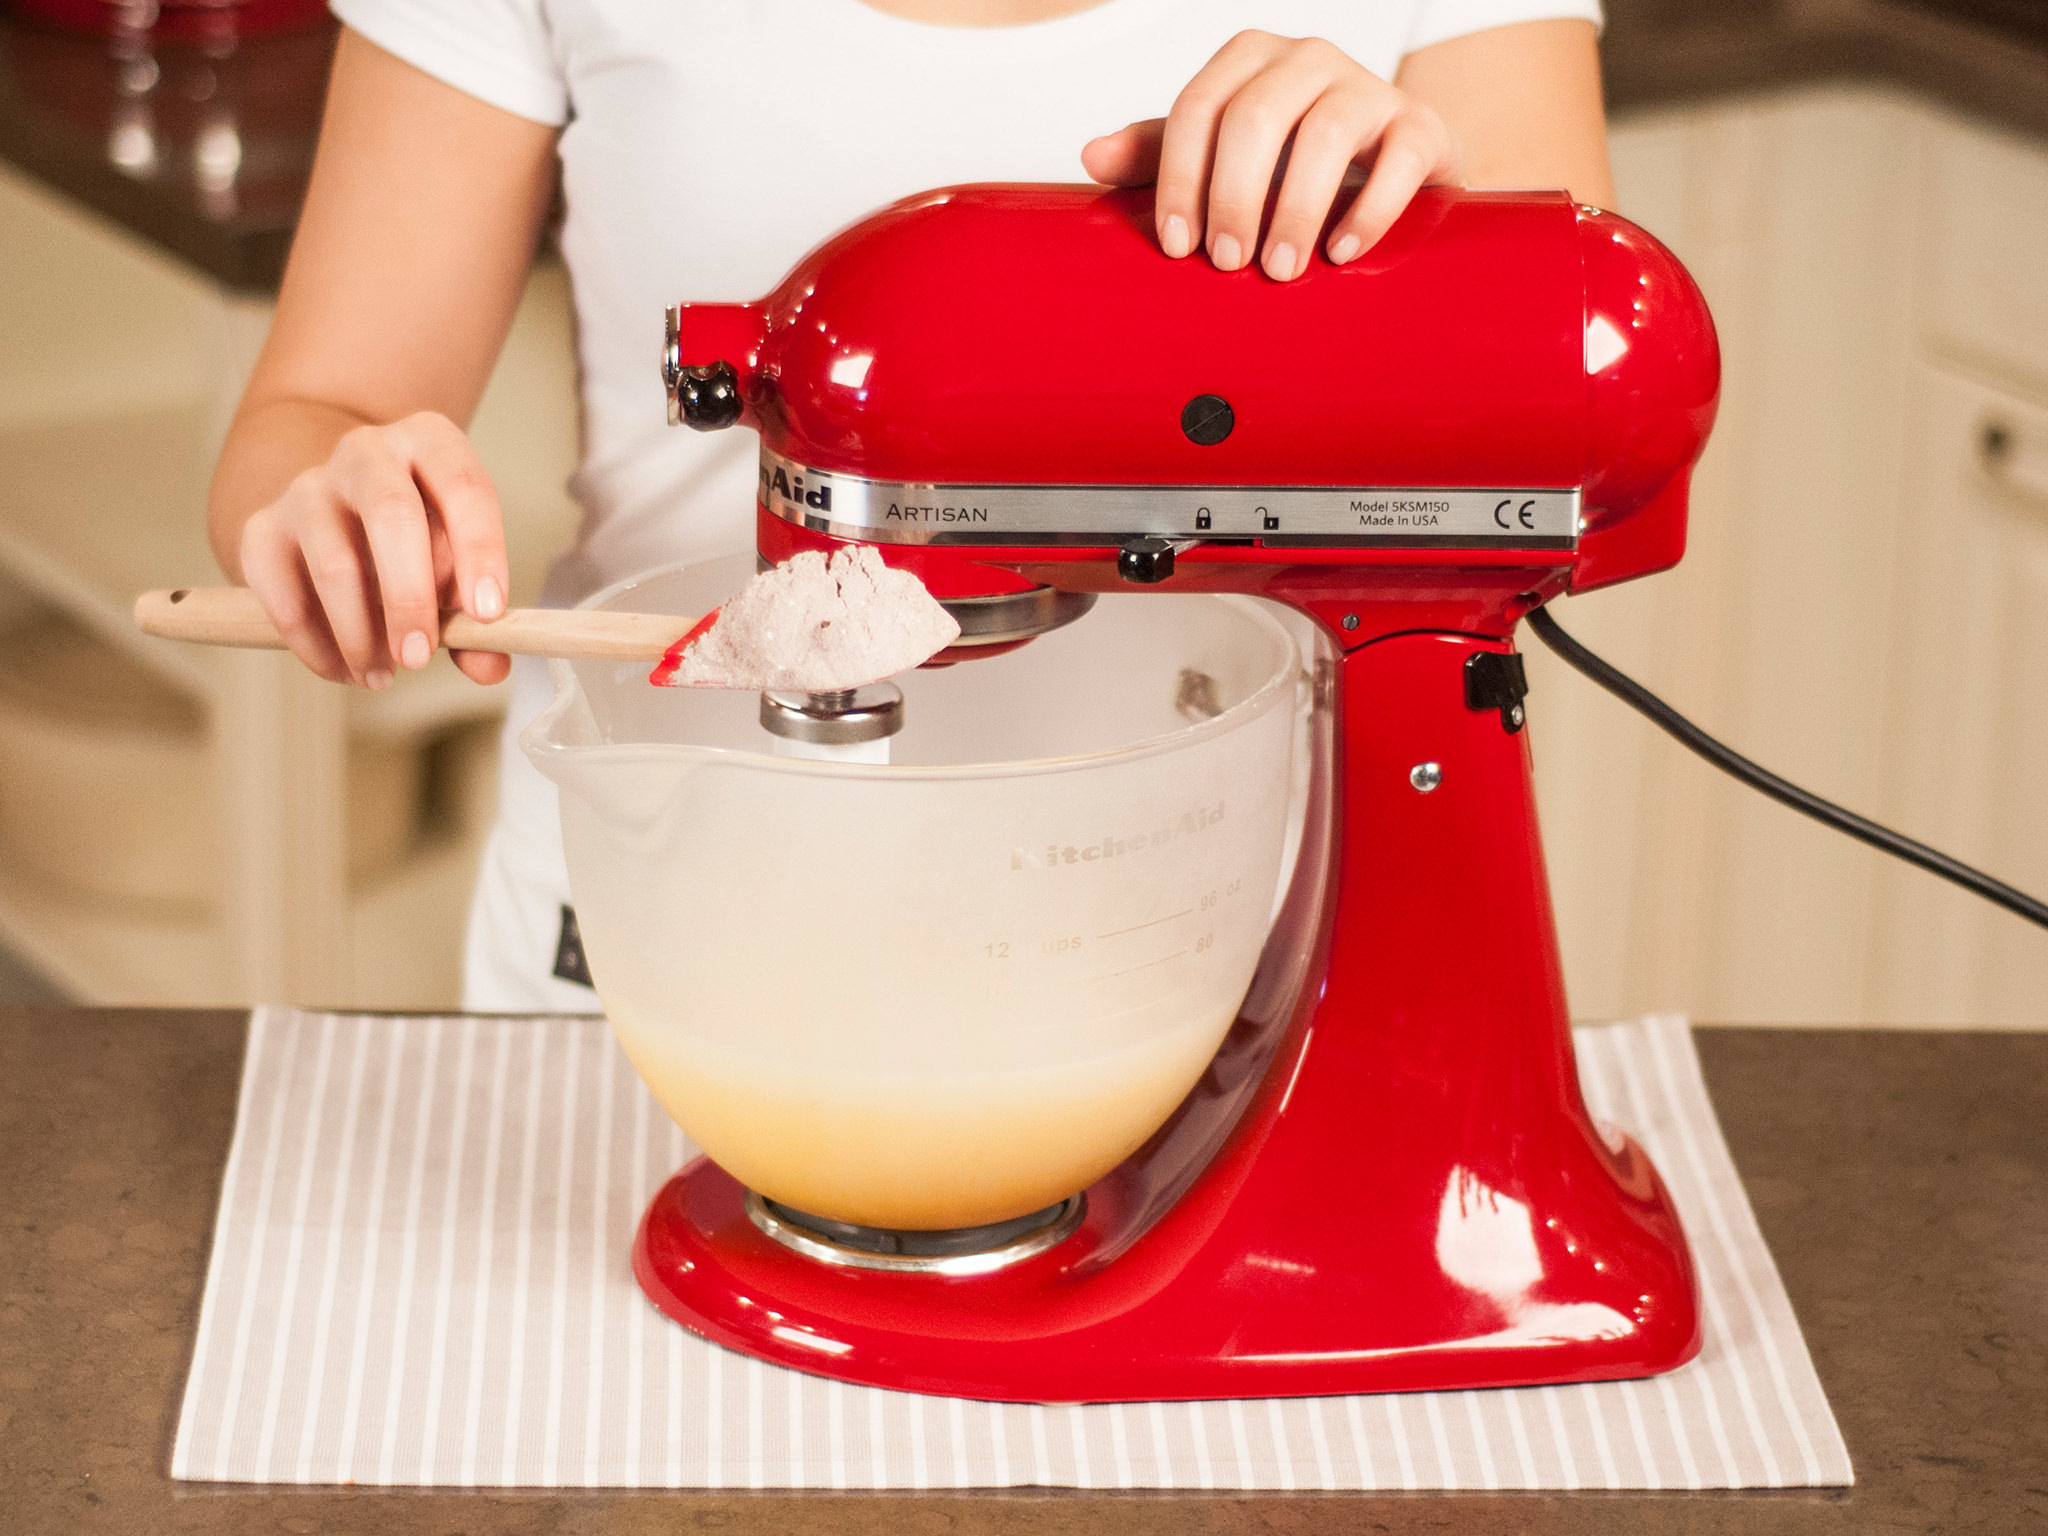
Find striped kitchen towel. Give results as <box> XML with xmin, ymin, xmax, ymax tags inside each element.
<box><xmin>170</xmin><ymin>1011</ymin><xmax>1852</xmax><ymax>1490</ymax></box>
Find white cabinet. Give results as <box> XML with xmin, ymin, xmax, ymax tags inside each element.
<box><xmin>1921</xmin><ymin>119</ymin><xmax>2048</xmax><ymax>387</ymax></box>
<box><xmin>1869</xmin><ymin>366</ymin><xmax>2048</xmax><ymax>1024</ymax></box>
<box><xmin>1533</xmin><ymin>85</ymin><xmax>2048</xmax><ymax>1026</ymax></box>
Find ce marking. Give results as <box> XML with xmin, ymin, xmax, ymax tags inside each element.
<box><xmin>1495</xmin><ymin>498</ymin><xmax>1539</xmax><ymax>531</ymax></box>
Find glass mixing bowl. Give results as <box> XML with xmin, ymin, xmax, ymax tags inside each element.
<box><xmin>525</xmin><ymin>556</ymin><xmax>1303</xmax><ymax>1231</ymax></box>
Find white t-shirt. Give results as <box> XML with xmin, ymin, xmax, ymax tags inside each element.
<box><xmin>332</xmin><ymin>0</ymin><xmax>1600</xmax><ymax>605</ymax></box>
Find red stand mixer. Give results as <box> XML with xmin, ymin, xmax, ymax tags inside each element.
<box><xmin>634</xmin><ymin>184</ymin><xmax>1720</xmax><ymax>1401</ymax></box>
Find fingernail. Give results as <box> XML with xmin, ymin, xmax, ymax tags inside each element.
<box><xmin>1212</xmin><ymin>233</ymin><xmax>1243</xmax><ymax>271</ymax></box>
<box><xmin>1266</xmin><ymin>242</ymin><xmax>1298</xmax><ymax>281</ymax></box>
<box><xmin>366</xmin><ymin>669</ymin><xmax>393</xmax><ymax>692</ymax></box>
<box><xmin>1329</xmin><ymin>233</ymin><xmax>1362</xmax><ymax>264</ymax></box>
<box><xmin>474</xmin><ymin>576</ymin><xmax>504</xmax><ymax>619</ymax></box>
<box><xmin>400</xmin><ymin>630</ymin><xmax>431</xmax><ymax>669</ymax></box>
<box><xmin>1161</xmin><ymin>214</ymin><xmax>1191</xmax><ymax>259</ymax></box>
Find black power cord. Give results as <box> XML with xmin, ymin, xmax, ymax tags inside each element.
<box><xmin>1524</xmin><ymin>605</ymin><xmax>2048</xmax><ymax>932</ymax></box>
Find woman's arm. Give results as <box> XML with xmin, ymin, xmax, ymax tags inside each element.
<box><xmin>1082</xmin><ymin>18</ymin><xmax>1610</xmax><ymax>281</ymax></box>
<box><xmin>1395</xmin><ymin>19</ymin><xmax>1611</xmax><ymax>208</ymax></box>
<box><xmin>210</xmin><ymin>30</ymin><xmax>559</xmax><ymax>688</ymax></box>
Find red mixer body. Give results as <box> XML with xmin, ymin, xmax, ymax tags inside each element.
<box><xmin>633</xmin><ymin>185</ymin><xmax>1721</xmax><ymax>1399</ymax></box>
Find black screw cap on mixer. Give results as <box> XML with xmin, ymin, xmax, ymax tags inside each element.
<box><xmin>675</xmin><ymin>360</ymin><xmax>743</xmax><ymax>431</ymax></box>
<box><xmin>1180</xmin><ymin>394</ymin><xmax>1234</xmax><ymax>446</ymax></box>
<box><xmin>1118</xmin><ymin>537</ymin><xmax>1177</xmax><ymax>584</ymax></box>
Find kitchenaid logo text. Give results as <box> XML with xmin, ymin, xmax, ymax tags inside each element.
<box><xmin>761</xmin><ymin>462</ymin><xmax>833</xmax><ymax>512</ymax></box>
<box><xmin>1010</xmin><ymin>801</ymin><xmax>1225</xmax><ymax>871</ymax></box>
<box><xmin>1351</xmin><ymin>496</ymin><xmax>1450</xmax><ymax>529</ymax></box>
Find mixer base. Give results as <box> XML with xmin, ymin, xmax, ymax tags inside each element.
<box><xmin>631</xmin><ymin>629</ymin><xmax>1702</xmax><ymax>1402</ymax></box>
<box><xmin>635</xmin><ymin>1126</ymin><xmax>1697</xmax><ymax>1402</ymax></box>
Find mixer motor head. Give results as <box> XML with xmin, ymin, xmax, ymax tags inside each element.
<box><xmin>665</xmin><ymin>184</ymin><xmax>1719</xmax><ymax>648</ymax></box>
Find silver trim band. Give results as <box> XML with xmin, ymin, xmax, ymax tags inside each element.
<box><xmin>662</xmin><ymin>306</ymin><xmax>682</xmax><ymax>426</ymax></box>
<box><xmin>758</xmin><ymin>448</ymin><xmax>1579</xmax><ymax>548</ymax></box>
<box><xmin>744</xmin><ymin>1190</ymin><xmax>1086</xmax><ymax>1276</ymax></box>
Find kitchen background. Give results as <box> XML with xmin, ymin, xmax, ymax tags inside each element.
<box><xmin>0</xmin><ymin>0</ymin><xmax>2042</xmax><ymax>1024</ymax></box>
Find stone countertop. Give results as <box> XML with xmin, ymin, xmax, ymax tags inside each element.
<box><xmin>0</xmin><ymin>13</ymin><xmax>333</xmax><ymax>291</ymax></box>
<box><xmin>2</xmin><ymin>1007</ymin><xmax>2043</xmax><ymax>1533</ymax></box>
<box><xmin>2</xmin><ymin>0</ymin><xmax>2047</xmax><ymax>292</ymax></box>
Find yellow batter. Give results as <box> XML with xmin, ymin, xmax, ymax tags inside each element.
<box><xmin>608</xmin><ymin>1003</ymin><xmax>1234</xmax><ymax>1230</ymax></box>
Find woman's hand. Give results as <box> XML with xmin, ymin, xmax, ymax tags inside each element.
<box><xmin>236</xmin><ymin>410</ymin><xmax>512</xmax><ymax>689</ymax></box>
<box><xmin>1082</xmin><ymin>30</ymin><xmax>1466</xmax><ymax>280</ymax></box>
<box><xmin>209</xmin><ymin>32</ymin><xmax>559</xmax><ymax>691</ymax></box>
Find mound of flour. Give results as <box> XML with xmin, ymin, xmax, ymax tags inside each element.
<box><xmin>653</xmin><ymin>546</ymin><xmax>961</xmax><ymax>691</ymax></box>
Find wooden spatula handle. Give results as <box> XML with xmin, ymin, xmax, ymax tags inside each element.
<box><xmin>133</xmin><ymin>587</ymin><xmax>694</xmax><ymax>662</ymax></box>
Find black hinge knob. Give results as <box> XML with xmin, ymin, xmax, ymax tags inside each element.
<box><xmin>675</xmin><ymin>360</ymin><xmax>743</xmax><ymax>431</ymax></box>
<box><xmin>1118</xmin><ymin>537</ymin><xmax>1177</xmax><ymax>584</ymax></box>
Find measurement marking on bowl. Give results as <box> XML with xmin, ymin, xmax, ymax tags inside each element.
<box><xmin>1095</xmin><ymin>909</ymin><xmax>1195</xmax><ymax>940</ymax></box>
<box><xmin>1089</xmin><ymin>950</ymin><xmax>1191</xmax><ymax>983</ymax></box>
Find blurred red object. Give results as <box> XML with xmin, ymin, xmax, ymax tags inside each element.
<box><xmin>8</xmin><ymin>0</ymin><xmax>330</xmax><ymax>43</ymax></box>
